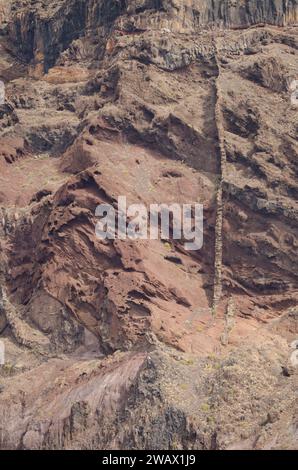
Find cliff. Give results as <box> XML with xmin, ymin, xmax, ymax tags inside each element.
<box><xmin>4</xmin><ymin>0</ymin><xmax>298</xmax><ymax>71</ymax></box>
<box><xmin>0</xmin><ymin>0</ymin><xmax>297</xmax><ymax>450</ymax></box>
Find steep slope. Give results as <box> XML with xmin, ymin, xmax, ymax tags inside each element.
<box><xmin>0</xmin><ymin>0</ymin><xmax>297</xmax><ymax>450</ymax></box>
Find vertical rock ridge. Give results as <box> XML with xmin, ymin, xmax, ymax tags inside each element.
<box><xmin>212</xmin><ymin>34</ymin><xmax>227</xmax><ymax>315</ymax></box>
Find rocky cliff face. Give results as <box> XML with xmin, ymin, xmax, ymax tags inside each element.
<box><xmin>0</xmin><ymin>0</ymin><xmax>297</xmax><ymax>450</ymax></box>
<box><xmin>5</xmin><ymin>0</ymin><xmax>298</xmax><ymax>71</ymax></box>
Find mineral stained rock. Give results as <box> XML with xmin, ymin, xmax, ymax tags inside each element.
<box><xmin>0</xmin><ymin>0</ymin><xmax>297</xmax><ymax>450</ymax></box>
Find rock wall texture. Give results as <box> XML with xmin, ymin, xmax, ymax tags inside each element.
<box><xmin>0</xmin><ymin>0</ymin><xmax>297</xmax><ymax>450</ymax></box>
<box><xmin>5</xmin><ymin>0</ymin><xmax>298</xmax><ymax>71</ymax></box>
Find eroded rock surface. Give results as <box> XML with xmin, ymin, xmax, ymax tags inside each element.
<box><xmin>0</xmin><ymin>0</ymin><xmax>297</xmax><ymax>450</ymax></box>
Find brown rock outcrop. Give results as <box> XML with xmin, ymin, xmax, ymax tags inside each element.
<box><xmin>0</xmin><ymin>0</ymin><xmax>297</xmax><ymax>450</ymax></box>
